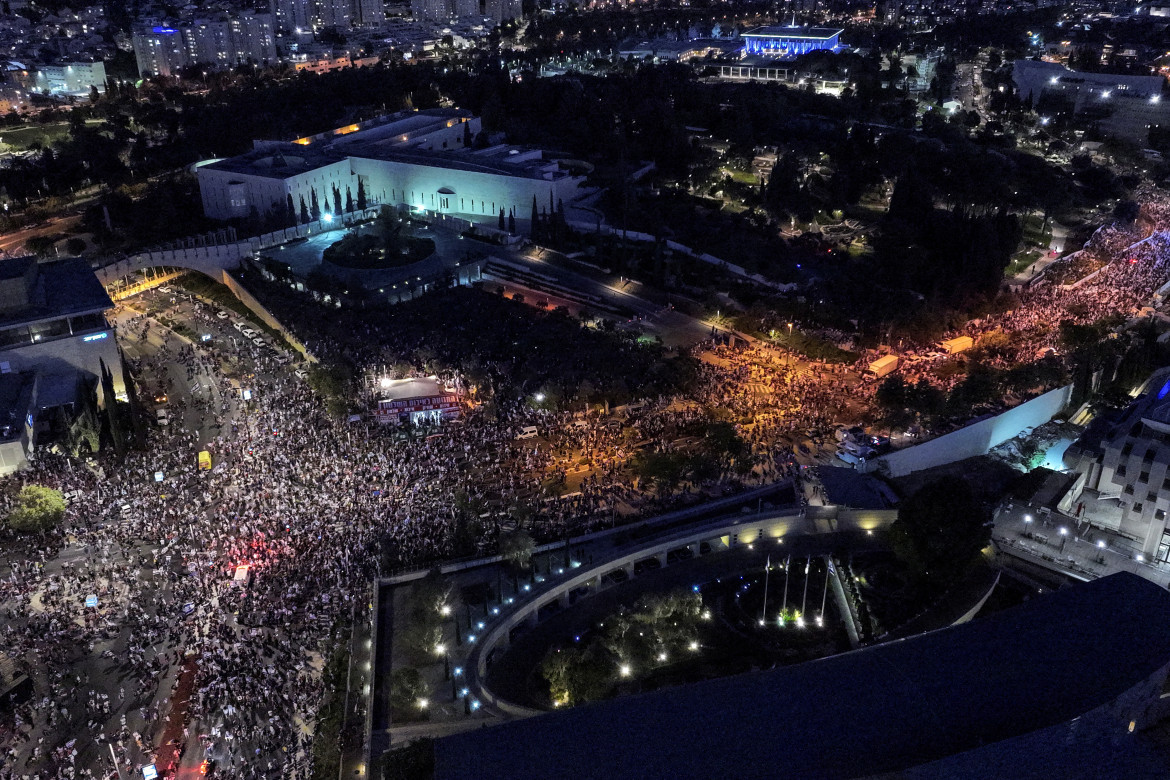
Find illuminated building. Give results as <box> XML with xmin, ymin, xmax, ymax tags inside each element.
<box><xmin>196</xmin><ymin>109</ymin><xmax>586</xmax><ymax>225</ymax></box>
<box><xmin>1013</xmin><ymin>59</ymin><xmax>1168</xmax><ymax>144</ymax></box>
<box><xmin>741</xmin><ymin>26</ymin><xmax>846</xmax><ymax>59</ymax></box>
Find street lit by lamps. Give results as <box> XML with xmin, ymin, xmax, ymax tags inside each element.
<box><xmin>619</xmin><ymin>664</ymin><xmax>632</xmax><ymax>677</ymax></box>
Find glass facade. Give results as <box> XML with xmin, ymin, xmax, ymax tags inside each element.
<box><xmin>0</xmin><ymin>313</ymin><xmax>108</xmax><ymax>349</ymax></box>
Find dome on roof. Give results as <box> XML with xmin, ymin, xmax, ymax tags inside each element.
<box><xmin>252</xmin><ymin>155</ymin><xmax>304</xmax><ymax>169</ymax></box>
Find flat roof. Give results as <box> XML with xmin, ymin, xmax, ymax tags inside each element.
<box><xmin>743</xmin><ymin>26</ymin><xmax>843</xmax><ymax>40</ymax></box>
<box><xmin>0</xmin><ymin>258</ymin><xmax>112</xmax><ymax>330</ymax></box>
<box><xmin>347</xmin><ymin>144</ymin><xmax>571</xmax><ymax>182</ymax></box>
<box><xmin>435</xmin><ymin>572</ymin><xmax>1170</xmax><ymax>780</ymax></box>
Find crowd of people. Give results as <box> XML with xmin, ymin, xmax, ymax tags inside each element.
<box><xmin>3</xmin><ymin>192</ymin><xmax>1170</xmax><ymax>778</ymax></box>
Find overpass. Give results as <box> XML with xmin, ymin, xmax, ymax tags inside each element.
<box><xmin>94</xmin><ymin>209</ymin><xmax>380</xmax><ymax>291</ymax></box>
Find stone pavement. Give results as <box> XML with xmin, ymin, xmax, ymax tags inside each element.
<box><xmin>993</xmin><ymin>500</ymin><xmax>1170</xmax><ymax>589</ymax></box>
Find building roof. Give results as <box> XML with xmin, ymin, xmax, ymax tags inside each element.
<box><xmin>0</xmin><ymin>258</ymin><xmax>112</xmax><ymax>330</ymax></box>
<box><xmin>742</xmin><ymin>26</ymin><xmax>843</xmax><ymax>40</ymax></box>
<box><xmin>814</xmin><ymin>465</ymin><xmax>899</xmax><ymax>508</ymax></box>
<box><xmin>435</xmin><ymin>572</ymin><xmax>1170</xmax><ymax>780</ymax></box>
<box><xmin>346</xmin><ymin>144</ymin><xmax>574</xmax><ymax>182</ymax></box>
<box><xmin>200</xmin><ymin>107</ymin><xmax>576</xmax><ymax>184</ymax></box>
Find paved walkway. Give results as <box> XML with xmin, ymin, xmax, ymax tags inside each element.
<box><xmin>993</xmin><ymin>501</ymin><xmax>1170</xmax><ymax>589</ymax></box>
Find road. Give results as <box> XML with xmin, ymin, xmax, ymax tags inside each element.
<box><xmin>0</xmin><ymin>213</ymin><xmax>82</xmax><ymax>257</ymax></box>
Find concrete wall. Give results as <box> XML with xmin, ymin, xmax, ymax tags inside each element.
<box><xmin>564</xmin><ymin>219</ymin><xmax>792</xmax><ymax>291</ymax></box>
<box><xmin>198</xmin><ymin>157</ymin><xmax>356</xmax><ymax>221</ymax></box>
<box><xmin>466</xmin><ymin>506</ymin><xmax>898</xmax><ymax>713</ymax></box>
<box><xmin>353</xmin><ymin>156</ymin><xmax>583</xmax><ymax>222</ymax></box>
<box><xmin>862</xmin><ymin>385</ymin><xmax>1074</xmax><ymax>477</ymax></box>
<box><xmin>219</xmin><ymin>271</ymin><xmax>315</xmax><ymax>361</ymax></box>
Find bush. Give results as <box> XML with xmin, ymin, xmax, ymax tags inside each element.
<box><xmin>7</xmin><ymin>485</ymin><xmax>66</xmax><ymax>533</ymax></box>
<box><xmin>389</xmin><ymin>667</ymin><xmax>429</xmax><ymax>721</ymax></box>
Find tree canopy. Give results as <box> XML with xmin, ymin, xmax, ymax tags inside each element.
<box><xmin>887</xmin><ymin>477</ymin><xmax>991</xmax><ymax>585</ymax></box>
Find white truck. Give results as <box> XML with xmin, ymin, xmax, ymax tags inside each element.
<box><xmin>867</xmin><ymin>355</ymin><xmax>899</xmax><ymax>379</ymax></box>
<box><xmin>939</xmin><ymin>336</ymin><xmax>974</xmax><ymax>354</ymax></box>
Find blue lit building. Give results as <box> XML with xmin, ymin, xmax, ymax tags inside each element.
<box><xmin>741</xmin><ymin>26</ymin><xmax>845</xmax><ymax>59</ymax></box>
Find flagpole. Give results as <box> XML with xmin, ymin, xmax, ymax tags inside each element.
<box><xmin>760</xmin><ymin>554</ymin><xmax>770</xmax><ymax>625</ymax></box>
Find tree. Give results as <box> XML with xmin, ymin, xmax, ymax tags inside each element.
<box><xmin>508</xmin><ymin>209</ymin><xmax>516</xmax><ymax>235</ymax></box>
<box><xmin>332</xmin><ymin>185</ymin><xmax>342</xmax><ymax>217</ymax></box>
<box><xmin>499</xmin><ymin>207</ymin><xmax>506</xmax><ymax>230</ymax></box>
<box><xmin>887</xmin><ymin>476</ymin><xmax>991</xmax><ymax>585</ymax></box>
<box><xmin>286</xmin><ymin>194</ymin><xmax>296</xmax><ymax>227</ymax></box>
<box><xmin>7</xmin><ymin>485</ymin><xmax>66</xmax><ymax>533</ymax></box>
<box><xmin>356</xmin><ymin>178</ymin><xmax>367</xmax><ymax>211</ymax></box>
<box><xmin>299</xmin><ymin>195</ymin><xmax>310</xmax><ymax>224</ymax></box>
<box><xmin>389</xmin><ymin>668</ymin><xmax>429</xmax><ymax>714</ymax></box>
<box><xmin>345</xmin><ymin>186</ymin><xmax>354</xmax><ymax>213</ymax></box>
<box><xmin>498</xmin><ymin>529</ymin><xmax>534</xmax><ymax>571</ymax></box>
<box><xmin>310</xmin><ymin>189</ymin><xmax>321</xmax><ymax>221</ymax></box>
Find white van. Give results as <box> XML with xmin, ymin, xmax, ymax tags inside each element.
<box><xmin>517</xmin><ymin>425</ymin><xmax>539</xmax><ymax>440</ymax></box>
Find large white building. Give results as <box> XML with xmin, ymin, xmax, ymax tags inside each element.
<box><xmin>29</xmin><ymin>61</ymin><xmax>106</xmax><ymax>97</ymax></box>
<box><xmin>196</xmin><ymin>109</ymin><xmax>587</xmax><ymax>227</ymax></box>
<box><xmin>1064</xmin><ymin>369</ymin><xmax>1170</xmax><ymax>562</ymax></box>
<box><xmin>1013</xmin><ymin>59</ymin><xmax>1169</xmax><ymax>144</ymax></box>
<box><xmin>132</xmin><ymin>11</ymin><xmax>277</xmax><ymax>78</ymax></box>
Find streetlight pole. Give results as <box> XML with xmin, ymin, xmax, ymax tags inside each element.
<box><xmin>108</xmin><ymin>743</ymin><xmax>126</xmax><ymax>780</ymax></box>
<box><xmin>781</xmin><ymin>555</ymin><xmax>790</xmax><ymax>618</ymax></box>
<box><xmin>819</xmin><ymin>560</ymin><xmax>829</xmax><ymax>624</ymax></box>
<box><xmin>760</xmin><ymin>554</ymin><xmax>770</xmax><ymax>626</ymax></box>
<box><xmin>801</xmin><ymin>556</ymin><xmax>811</xmax><ymax>617</ymax></box>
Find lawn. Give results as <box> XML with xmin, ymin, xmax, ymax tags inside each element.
<box><xmin>1020</xmin><ymin>213</ymin><xmax>1052</xmax><ymax>248</ymax></box>
<box><xmin>0</xmin><ymin>120</ymin><xmax>102</xmax><ymax>151</ymax></box>
<box><xmin>1005</xmin><ymin>250</ymin><xmax>1042</xmax><ymax>277</ymax></box>
<box><xmin>721</xmin><ymin>168</ymin><xmax>759</xmax><ymax>185</ymax></box>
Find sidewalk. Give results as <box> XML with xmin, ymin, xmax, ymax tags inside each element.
<box><xmin>993</xmin><ymin>501</ymin><xmax>1170</xmax><ymax>589</ymax></box>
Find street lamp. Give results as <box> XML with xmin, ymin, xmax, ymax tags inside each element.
<box><xmin>1058</xmin><ymin>526</ymin><xmax>1068</xmax><ymax>553</ymax></box>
